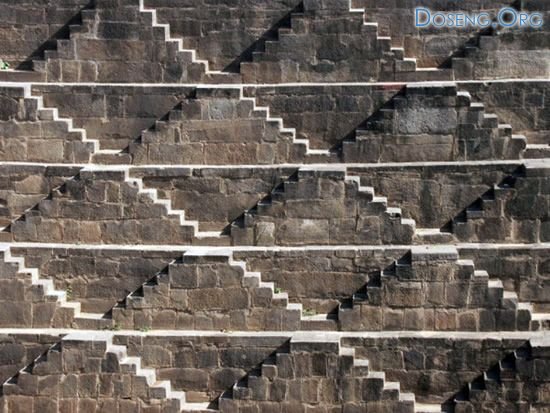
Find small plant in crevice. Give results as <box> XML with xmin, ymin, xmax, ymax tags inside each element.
<box><xmin>274</xmin><ymin>287</ymin><xmax>283</xmax><ymax>294</ymax></box>
<box><xmin>103</xmin><ymin>324</ymin><xmax>121</xmax><ymax>331</ymax></box>
<box><xmin>139</xmin><ymin>326</ymin><xmax>151</xmax><ymax>333</ymax></box>
<box><xmin>0</xmin><ymin>60</ymin><xmax>10</xmax><ymax>70</ymax></box>
<box><xmin>66</xmin><ymin>286</ymin><xmax>73</xmax><ymax>300</ymax></box>
<box><xmin>302</xmin><ymin>308</ymin><xmax>317</xmax><ymax>317</ymax></box>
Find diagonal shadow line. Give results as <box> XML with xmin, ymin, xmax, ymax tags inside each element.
<box><xmin>330</xmin><ymin>87</ymin><xmax>406</xmax><ymax>153</ymax></box>
<box><xmin>16</xmin><ymin>0</ymin><xmax>96</xmax><ymax>70</ymax></box>
<box><xmin>221</xmin><ymin>1</ymin><xmax>304</xmax><ymax>73</ymax></box>
<box><xmin>443</xmin><ymin>340</ymin><xmax>531</xmax><ymax>408</ymax></box>
<box><xmin>437</xmin><ymin>0</ymin><xmax>522</xmax><ymax>69</ymax></box>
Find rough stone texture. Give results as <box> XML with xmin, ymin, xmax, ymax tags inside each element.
<box><xmin>0</xmin><ymin>334</ymin><xmax>199</xmax><ymax>412</ymax></box>
<box><xmin>341</xmin><ymin>84</ymin><xmax>526</xmax><ymax>162</ymax></box>
<box><xmin>0</xmin><ymin>250</ymin><xmax>74</xmax><ymax>328</ymax></box>
<box><xmin>32</xmin><ymin>84</ymin><xmax>194</xmax><ymax>151</ymax></box>
<box><xmin>32</xmin><ymin>0</ymin><xmax>241</xmax><ymax>83</ymax></box>
<box><xmin>459</xmin><ymin>246</ymin><xmax>550</xmax><ymax>313</ymax></box>
<box><xmin>447</xmin><ymin>164</ymin><xmax>550</xmax><ymax>243</ymax></box>
<box><xmin>349</xmin><ymin>162</ymin><xmax>520</xmax><ymax>228</ymax></box>
<box><xmin>11</xmin><ymin>246</ymin><xmax>178</xmax><ymax>314</ymax></box>
<box><xmin>249</xmin><ymin>81</ymin><xmax>547</xmax><ymax>152</ymax></box>
<box><xmin>128</xmin><ymin>88</ymin><xmax>302</xmax><ymax>165</ymax></box>
<box><xmin>234</xmin><ymin>248</ymin><xmax>406</xmax><ymax>314</ymax></box>
<box><xmin>112</xmin><ymin>251</ymin><xmax>303</xmax><ymax>331</ymax></box>
<box><xmin>358</xmin><ymin>0</ymin><xmax>550</xmax><ymax>75</ymax></box>
<box><xmin>336</xmin><ymin>246</ymin><xmax>538</xmax><ymax>332</ymax></box>
<box><xmin>0</xmin><ymin>86</ymin><xmax>94</xmax><ymax>162</ymax></box>
<box><xmin>133</xmin><ymin>167</ymin><xmax>294</xmax><ymax>232</ymax></box>
<box><xmin>114</xmin><ymin>333</ymin><xmax>289</xmax><ymax>403</ymax></box>
<box><xmin>343</xmin><ymin>336</ymin><xmax>535</xmax><ymax>404</ymax></box>
<box><xmin>238</xmin><ymin>0</ymin><xmax>450</xmax><ymax>82</ymax></box>
<box><xmin>0</xmin><ymin>0</ymin><xmax>90</xmax><ymax>69</ymax></box>
<box><xmin>449</xmin><ymin>339</ymin><xmax>550</xmax><ymax>412</ymax></box>
<box><xmin>219</xmin><ymin>337</ymin><xmax>417</xmax><ymax>412</ymax></box>
<box><xmin>461</xmin><ymin>80</ymin><xmax>550</xmax><ymax>145</ymax></box>
<box><xmin>0</xmin><ymin>164</ymin><xmax>79</xmax><ymax>230</ymax></box>
<box><xmin>10</xmin><ymin>169</ymin><xmax>197</xmax><ymax>245</ymax></box>
<box><xmin>0</xmin><ymin>334</ymin><xmax>60</xmax><ymax>386</ymax></box>
<box><xmin>230</xmin><ymin>167</ymin><xmax>416</xmax><ymax>246</ymax></box>
<box><xmin>147</xmin><ymin>0</ymin><xmax>303</xmax><ymax>72</ymax></box>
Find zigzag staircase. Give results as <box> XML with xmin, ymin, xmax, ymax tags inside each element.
<box><xmin>338</xmin><ymin>245</ymin><xmax>550</xmax><ymax>331</ymax></box>
<box><xmin>0</xmin><ymin>245</ymin><xmax>111</xmax><ymax>328</ymax></box>
<box><xmin>230</xmin><ymin>166</ymin><xmax>416</xmax><ymax>242</ymax></box>
<box><xmin>239</xmin><ymin>0</ymin><xmax>453</xmax><ymax>81</ymax></box>
<box><xmin>111</xmin><ymin>248</ymin><xmax>338</xmax><ymax>331</ymax></box>
<box><xmin>1</xmin><ymin>332</ymin><xmax>214</xmax><ymax>412</ymax></box>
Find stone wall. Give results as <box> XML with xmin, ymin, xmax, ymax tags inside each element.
<box><xmin>459</xmin><ymin>246</ymin><xmax>550</xmax><ymax>312</ymax></box>
<box><xmin>249</xmin><ymin>81</ymin><xmax>542</xmax><ymax>152</ymax></box>
<box><xmin>147</xmin><ymin>0</ymin><xmax>303</xmax><ymax>72</ymax></box>
<box><xmin>230</xmin><ymin>168</ymin><xmax>416</xmax><ymax>246</ymax></box>
<box><xmin>341</xmin><ymin>84</ymin><xmax>525</xmax><ymax>163</ymax></box>
<box><xmin>10</xmin><ymin>169</ymin><xmax>197</xmax><ymax>245</ymax></box>
<box><xmin>0</xmin><ymin>86</ymin><xmax>94</xmax><ymax>163</ymax></box>
<box><xmin>449</xmin><ymin>164</ymin><xmax>550</xmax><ymax>243</ymax></box>
<box><xmin>134</xmin><ymin>167</ymin><xmax>294</xmax><ymax>232</ymax></box>
<box><xmin>11</xmin><ymin>246</ymin><xmax>178</xmax><ymax>314</ymax></box>
<box><xmin>461</xmin><ymin>80</ymin><xmax>550</xmax><ymax>144</ymax></box>
<box><xmin>0</xmin><ymin>165</ymin><xmax>79</xmax><ymax>230</ymax></box>
<box><xmin>128</xmin><ymin>88</ymin><xmax>301</xmax><ymax>165</ymax></box>
<box><xmin>350</xmin><ymin>162</ymin><xmax>520</xmax><ymax>228</ymax></box>
<box><xmin>234</xmin><ymin>248</ymin><xmax>406</xmax><ymax>314</ymax></box>
<box><xmin>344</xmin><ymin>335</ymin><xmax>529</xmax><ymax>404</ymax></box>
<box><xmin>112</xmin><ymin>252</ymin><xmax>304</xmax><ymax>331</ymax></box>
<box><xmin>33</xmin><ymin>85</ymin><xmax>193</xmax><ymax>151</ymax></box>
<box><xmin>115</xmin><ymin>333</ymin><xmax>289</xmax><ymax>403</ymax></box>
<box><xmin>0</xmin><ymin>333</ymin><xmax>61</xmax><ymax>385</ymax></box>
<box><xmin>356</xmin><ymin>0</ymin><xmax>549</xmax><ymax>68</ymax></box>
<box><xmin>0</xmin><ymin>0</ymin><xmax>90</xmax><ymax>68</ymax></box>
<box><xmin>34</xmin><ymin>0</ymin><xmax>240</xmax><ymax>83</ymax></box>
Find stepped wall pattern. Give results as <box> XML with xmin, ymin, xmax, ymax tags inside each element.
<box><xmin>0</xmin><ymin>0</ymin><xmax>548</xmax><ymax>411</ymax></box>
<box><xmin>230</xmin><ymin>167</ymin><xmax>416</xmax><ymax>246</ymax></box>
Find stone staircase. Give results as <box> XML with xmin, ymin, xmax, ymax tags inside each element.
<box><xmin>239</xmin><ymin>0</ymin><xmax>452</xmax><ymax>82</ymax></box>
<box><xmin>414</xmin><ymin>168</ymin><xmax>524</xmax><ymax>244</ymax></box>
<box><xmin>97</xmin><ymin>86</ymin><xmax>337</xmax><ymax>165</ymax></box>
<box><xmin>448</xmin><ymin>336</ymin><xmax>550</xmax><ymax>412</ymax></box>
<box><xmin>110</xmin><ymin>248</ymin><xmax>339</xmax><ymax>331</ymax></box>
<box><xmin>5</xmin><ymin>84</ymin><xmax>102</xmax><ymax>162</ymax></box>
<box><xmin>0</xmin><ymin>245</ymin><xmax>112</xmax><ymax>329</ymax></box>
<box><xmin>123</xmin><ymin>170</ymin><xmax>228</xmax><ymax>243</ymax></box>
<box><xmin>6</xmin><ymin>166</ymin><xmax>231</xmax><ymax>246</ymax></box>
<box><xmin>342</xmin><ymin>84</ymin><xmax>526</xmax><ymax>163</ymax></box>
<box><xmin>449</xmin><ymin>169</ymin><xmax>524</xmax><ymax>239</ymax></box>
<box><xmin>28</xmin><ymin>0</ymin><xmax>240</xmax><ymax>83</ymax></box>
<box><xmin>218</xmin><ymin>335</ymin><xmax>419</xmax><ymax>412</ymax></box>
<box><xmin>337</xmin><ymin>245</ymin><xmax>550</xmax><ymax>331</ymax></box>
<box><xmin>230</xmin><ymin>165</ymin><xmax>416</xmax><ymax>245</ymax></box>
<box><xmin>137</xmin><ymin>0</ymin><xmax>233</xmax><ymax>83</ymax></box>
<box><xmin>1</xmin><ymin>332</ymin><xmax>214</xmax><ymax>412</ymax></box>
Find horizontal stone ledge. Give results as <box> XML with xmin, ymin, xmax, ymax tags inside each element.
<box><xmin>1</xmin><ymin>78</ymin><xmax>548</xmax><ymax>88</ymax></box>
<box><xmin>0</xmin><ymin>328</ymin><xmax>543</xmax><ymax>341</ymax></box>
<box><xmin>5</xmin><ymin>242</ymin><xmax>550</xmax><ymax>252</ymax></box>
<box><xmin>0</xmin><ymin>159</ymin><xmax>530</xmax><ymax>170</ymax></box>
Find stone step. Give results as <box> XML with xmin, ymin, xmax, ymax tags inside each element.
<box><xmin>301</xmin><ymin>313</ymin><xmax>339</xmax><ymax>331</ymax></box>
<box><xmin>524</xmin><ymin>144</ymin><xmax>550</xmax><ymax>159</ymax></box>
<box><xmin>415</xmin><ymin>403</ymin><xmax>445</xmax><ymax>412</ymax></box>
<box><xmin>414</xmin><ymin>228</ymin><xmax>456</xmax><ymax>244</ymax></box>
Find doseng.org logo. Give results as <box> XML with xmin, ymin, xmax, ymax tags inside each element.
<box><xmin>415</xmin><ymin>7</ymin><xmax>544</xmax><ymax>29</ymax></box>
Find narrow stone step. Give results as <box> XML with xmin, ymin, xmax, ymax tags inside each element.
<box><xmin>414</xmin><ymin>228</ymin><xmax>456</xmax><ymax>244</ymax></box>
<box><xmin>524</xmin><ymin>144</ymin><xmax>550</xmax><ymax>159</ymax></box>
<box><xmin>415</xmin><ymin>403</ymin><xmax>445</xmax><ymax>412</ymax></box>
